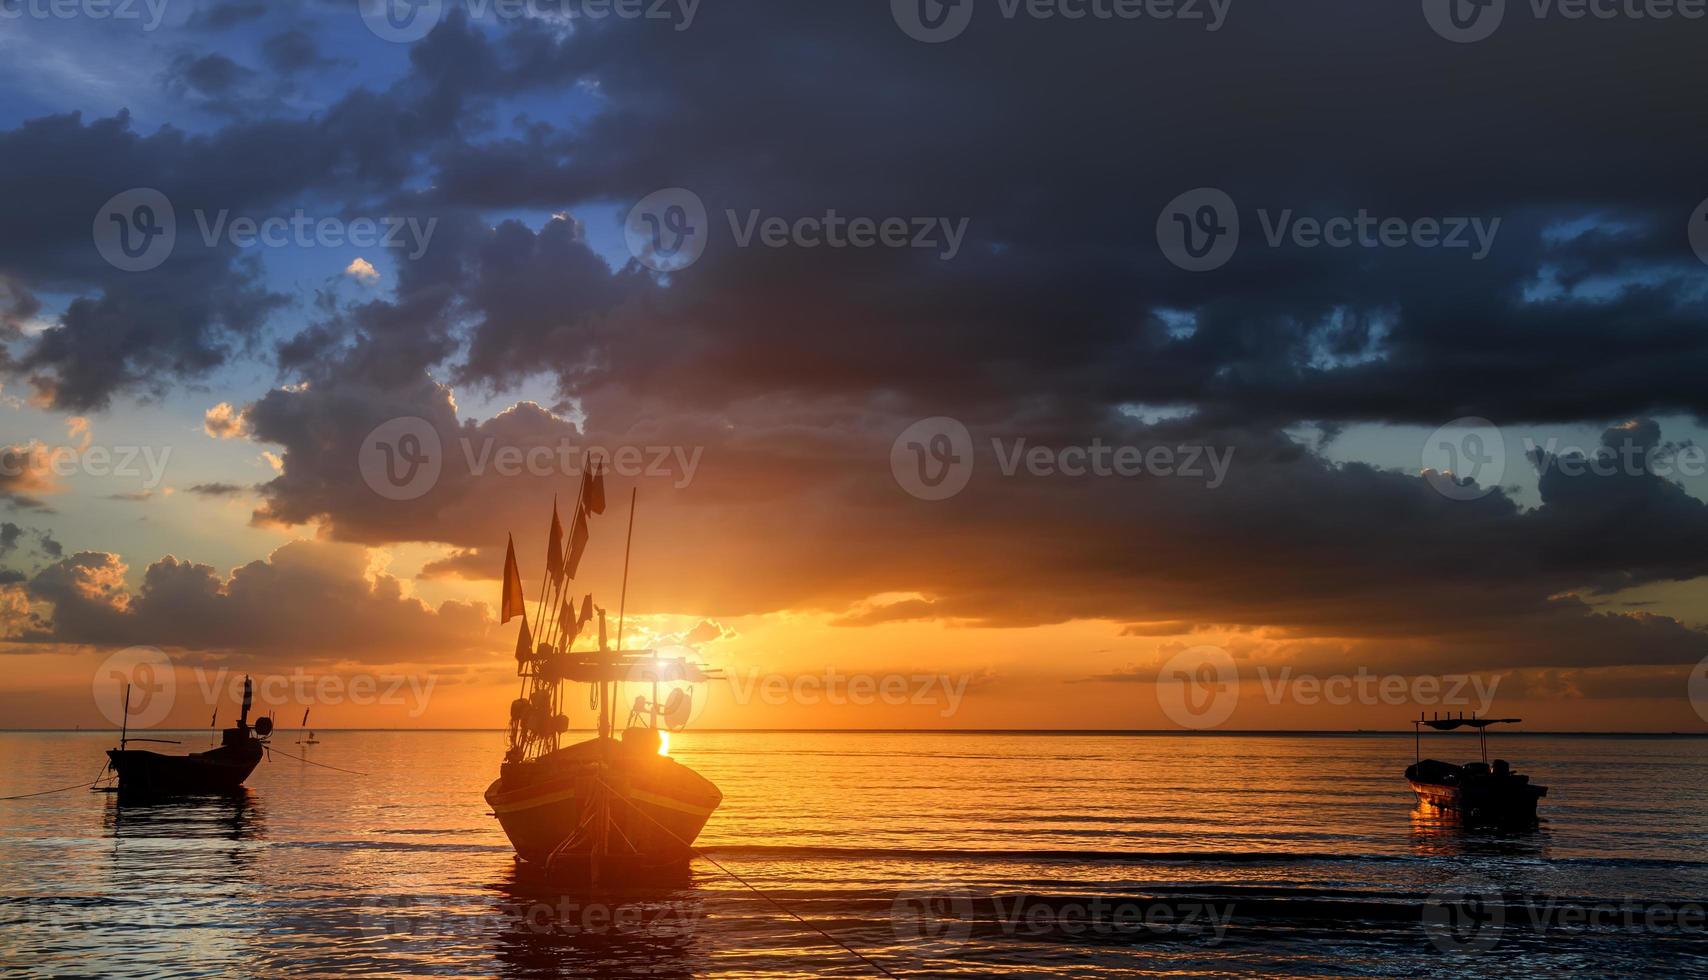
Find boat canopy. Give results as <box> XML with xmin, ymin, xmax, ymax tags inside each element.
<box><xmin>1418</xmin><ymin>717</ymin><xmax>1521</xmax><ymax>731</ymax></box>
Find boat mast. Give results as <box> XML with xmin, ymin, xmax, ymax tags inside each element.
<box><xmin>614</xmin><ymin>487</ymin><xmax>640</xmax><ymax>730</ymax></box>
<box><xmin>120</xmin><ymin>683</ymin><xmax>130</xmax><ymax>751</ymax></box>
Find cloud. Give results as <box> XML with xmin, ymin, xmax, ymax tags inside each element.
<box><xmin>0</xmin><ymin>442</ymin><xmax>59</xmax><ymax>510</ymax></box>
<box><xmin>204</xmin><ymin>402</ymin><xmax>248</xmax><ymax>439</ymax></box>
<box><xmin>261</xmin><ymin>29</ymin><xmax>335</xmax><ymax>74</ymax></box>
<box><xmin>829</xmin><ymin>598</ymin><xmax>939</xmax><ymax>628</ymax></box>
<box><xmin>419</xmin><ymin>548</ymin><xmax>494</xmax><ymax>580</ymax></box>
<box><xmin>344</xmin><ymin>257</ymin><xmax>380</xmax><ymax>284</ymax></box>
<box><xmin>187</xmin><ymin>482</ymin><xmax>248</xmax><ymax>497</ymax></box>
<box><xmin>13</xmin><ymin>540</ymin><xmax>493</xmax><ymax>662</ymax></box>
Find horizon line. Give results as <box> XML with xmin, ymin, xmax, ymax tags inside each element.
<box><xmin>7</xmin><ymin>727</ymin><xmax>1708</xmax><ymax>737</ymax></box>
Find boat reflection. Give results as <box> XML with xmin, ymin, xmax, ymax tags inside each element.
<box><xmin>103</xmin><ymin>787</ymin><xmax>266</xmax><ymax>843</ymax></box>
<box><xmin>487</xmin><ymin>864</ymin><xmax>707</xmax><ymax>979</ymax></box>
<box><xmin>1409</xmin><ymin>801</ymin><xmax>1549</xmax><ymax>859</ymax></box>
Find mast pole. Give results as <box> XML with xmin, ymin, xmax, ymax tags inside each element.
<box><xmin>532</xmin><ymin>494</ymin><xmax>554</xmax><ymax>651</ymax></box>
<box><xmin>120</xmin><ymin>683</ymin><xmax>130</xmax><ymax>751</ymax></box>
<box><xmin>616</xmin><ymin>487</ymin><xmax>637</xmax><ymax>658</ymax></box>
<box><xmin>615</xmin><ymin>487</ymin><xmax>638</xmax><ymax>734</ymax></box>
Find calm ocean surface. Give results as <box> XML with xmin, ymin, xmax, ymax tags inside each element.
<box><xmin>2</xmin><ymin>731</ymin><xmax>1707</xmax><ymax>977</ymax></box>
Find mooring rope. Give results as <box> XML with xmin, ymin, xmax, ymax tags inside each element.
<box><xmin>595</xmin><ymin>777</ymin><xmax>901</xmax><ymax>979</ymax></box>
<box><xmin>265</xmin><ymin>744</ymin><xmax>368</xmax><ymax>776</ymax></box>
<box><xmin>0</xmin><ymin>762</ymin><xmax>111</xmax><ymax>801</ymax></box>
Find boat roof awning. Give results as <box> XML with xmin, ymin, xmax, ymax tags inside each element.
<box><xmin>1419</xmin><ymin>717</ymin><xmax>1521</xmax><ymax>730</ymax></box>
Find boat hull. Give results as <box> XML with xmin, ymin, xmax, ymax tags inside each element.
<box><xmin>1406</xmin><ymin>760</ymin><xmax>1546</xmax><ymax>824</ymax></box>
<box><xmin>107</xmin><ymin>742</ymin><xmax>263</xmax><ymax>796</ymax></box>
<box><xmin>486</xmin><ymin>736</ymin><xmax>721</xmax><ymax>872</ymax></box>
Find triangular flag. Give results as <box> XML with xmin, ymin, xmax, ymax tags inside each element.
<box><xmin>583</xmin><ymin>458</ymin><xmax>606</xmax><ymax>515</ymax></box>
<box><xmin>560</xmin><ymin>600</ymin><xmax>580</xmax><ymax>641</ymax></box>
<box><xmin>513</xmin><ymin>618</ymin><xmax>533</xmax><ymax>662</ymax></box>
<box><xmin>545</xmin><ymin>501</ymin><xmax>564</xmax><ymax>581</ymax></box>
<box><xmin>500</xmin><ymin>535</ymin><xmax>526</xmax><ymax>624</ymax></box>
<box><xmin>565</xmin><ymin>505</ymin><xmax>590</xmax><ymax>578</ymax></box>
<box><xmin>578</xmin><ymin>594</ymin><xmax>593</xmax><ymax>627</ymax></box>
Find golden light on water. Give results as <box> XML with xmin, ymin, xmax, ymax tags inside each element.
<box><xmin>657</xmin><ymin>729</ymin><xmax>670</xmax><ymax>756</ymax></box>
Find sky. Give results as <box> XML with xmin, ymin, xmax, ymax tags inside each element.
<box><xmin>4</xmin><ymin>0</ymin><xmax>1708</xmax><ymax>731</ymax></box>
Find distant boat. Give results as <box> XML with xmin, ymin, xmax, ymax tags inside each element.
<box><xmin>1405</xmin><ymin>713</ymin><xmax>1547</xmax><ymax>824</ymax></box>
<box><xmin>484</xmin><ymin>467</ymin><xmax>724</xmax><ymax>881</ymax></box>
<box><xmin>298</xmin><ymin>708</ymin><xmax>319</xmax><ymax>745</ymax></box>
<box><xmin>107</xmin><ymin>675</ymin><xmax>273</xmax><ymax>795</ymax></box>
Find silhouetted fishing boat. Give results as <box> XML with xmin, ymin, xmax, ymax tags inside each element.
<box><xmin>1405</xmin><ymin>713</ymin><xmax>1547</xmax><ymax>824</ymax></box>
<box><xmin>107</xmin><ymin>676</ymin><xmax>273</xmax><ymax>795</ymax></box>
<box><xmin>485</xmin><ymin>463</ymin><xmax>724</xmax><ymax>881</ymax></box>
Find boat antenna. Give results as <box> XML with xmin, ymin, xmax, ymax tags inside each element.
<box><xmin>615</xmin><ymin>486</ymin><xmax>637</xmax><ymax>658</ymax></box>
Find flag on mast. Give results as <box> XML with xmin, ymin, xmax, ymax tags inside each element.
<box><xmin>545</xmin><ymin>500</ymin><xmax>564</xmax><ymax>581</ymax></box>
<box><xmin>501</xmin><ymin>534</ymin><xmax>527</xmax><ymax>624</ymax></box>
<box><xmin>577</xmin><ymin>593</ymin><xmax>593</xmax><ymax>628</ymax></box>
<box><xmin>559</xmin><ymin>599</ymin><xmax>580</xmax><ymax>642</ymax></box>
<box><xmin>584</xmin><ymin>458</ymin><xmax>606</xmax><ymax>515</ymax></box>
<box><xmin>513</xmin><ymin>618</ymin><xmax>533</xmax><ymax>662</ymax></box>
<box><xmin>565</xmin><ymin>505</ymin><xmax>590</xmax><ymax>578</ymax></box>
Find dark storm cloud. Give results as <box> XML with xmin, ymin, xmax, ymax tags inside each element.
<box><xmin>194</xmin><ymin>1</ymin><xmax>267</xmax><ymax>30</ymax></box>
<box><xmin>165</xmin><ymin>53</ymin><xmax>253</xmax><ymax>98</ymax></box>
<box><xmin>0</xmin><ymin>13</ymin><xmax>508</xmax><ymax>410</ymax></box>
<box><xmin>376</xmin><ymin>5</ymin><xmax>1708</xmax><ymax>428</ymax></box>
<box><xmin>187</xmin><ymin>482</ymin><xmax>249</xmax><ymax>497</ymax></box>
<box><xmin>15</xmin><ymin>542</ymin><xmax>491</xmax><ymax>661</ymax></box>
<box><xmin>261</xmin><ymin>29</ymin><xmax>335</xmax><ymax>74</ymax></box>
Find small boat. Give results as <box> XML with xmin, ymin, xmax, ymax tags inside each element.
<box><xmin>107</xmin><ymin>675</ymin><xmax>273</xmax><ymax>795</ymax></box>
<box><xmin>298</xmin><ymin>708</ymin><xmax>320</xmax><ymax>745</ymax></box>
<box><xmin>1404</xmin><ymin>713</ymin><xmax>1547</xmax><ymax>824</ymax></box>
<box><xmin>484</xmin><ymin>464</ymin><xmax>724</xmax><ymax>881</ymax></box>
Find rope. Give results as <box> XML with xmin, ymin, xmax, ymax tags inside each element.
<box><xmin>265</xmin><ymin>744</ymin><xmax>368</xmax><ymax>776</ymax></box>
<box><xmin>595</xmin><ymin>778</ymin><xmax>900</xmax><ymax>979</ymax></box>
<box><xmin>1</xmin><ymin>762</ymin><xmax>111</xmax><ymax>801</ymax></box>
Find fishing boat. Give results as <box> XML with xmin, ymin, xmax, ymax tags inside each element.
<box><xmin>1404</xmin><ymin>713</ymin><xmax>1547</xmax><ymax>824</ymax></box>
<box><xmin>298</xmin><ymin>708</ymin><xmax>320</xmax><ymax>745</ymax></box>
<box><xmin>485</xmin><ymin>463</ymin><xmax>724</xmax><ymax>881</ymax></box>
<box><xmin>106</xmin><ymin>675</ymin><xmax>273</xmax><ymax>795</ymax></box>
